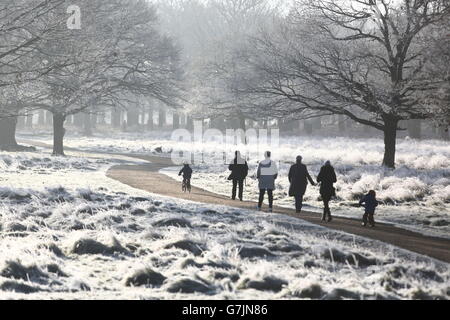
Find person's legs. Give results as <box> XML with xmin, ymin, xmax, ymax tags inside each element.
<box><xmin>268</xmin><ymin>189</ymin><xmax>274</xmax><ymax>209</ymax></box>
<box><xmin>184</xmin><ymin>178</ymin><xmax>191</xmax><ymax>191</ymax></box>
<box><xmin>324</xmin><ymin>199</ymin><xmax>332</xmax><ymax>222</ymax></box>
<box><xmin>258</xmin><ymin>189</ymin><xmax>266</xmax><ymax>209</ymax></box>
<box><xmin>238</xmin><ymin>179</ymin><xmax>244</xmax><ymax>201</ymax></box>
<box><xmin>362</xmin><ymin>212</ymin><xmax>369</xmax><ymax>226</ymax></box>
<box><xmin>232</xmin><ymin>180</ymin><xmax>238</xmax><ymax>200</ymax></box>
<box><xmin>369</xmin><ymin>213</ymin><xmax>375</xmax><ymax>227</ymax></box>
<box><xmin>322</xmin><ymin>200</ymin><xmax>327</xmax><ymax>221</ymax></box>
<box><xmin>295</xmin><ymin>195</ymin><xmax>303</xmax><ymax>213</ymax></box>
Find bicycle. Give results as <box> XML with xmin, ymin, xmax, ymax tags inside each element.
<box><xmin>182</xmin><ymin>178</ymin><xmax>191</xmax><ymax>193</ymax></box>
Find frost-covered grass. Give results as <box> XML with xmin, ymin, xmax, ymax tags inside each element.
<box><xmin>0</xmin><ymin>149</ymin><xmax>449</xmax><ymax>299</ymax></box>
<box><xmin>21</xmin><ymin>131</ymin><xmax>450</xmax><ymax>238</ymax></box>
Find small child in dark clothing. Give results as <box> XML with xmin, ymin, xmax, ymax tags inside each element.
<box><xmin>359</xmin><ymin>190</ymin><xmax>379</xmax><ymax>227</ymax></box>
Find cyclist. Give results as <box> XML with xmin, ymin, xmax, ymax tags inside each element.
<box><xmin>178</xmin><ymin>163</ymin><xmax>193</xmax><ymax>192</ymax></box>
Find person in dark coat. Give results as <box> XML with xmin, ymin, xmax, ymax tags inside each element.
<box><xmin>288</xmin><ymin>156</ymin><xmax>316</xmax><ymax>213</ymax></box>
<box><xmin>178</xmin><ymin>163</ymin><xmax>193</xmax><ymax>190</ymax></box>
<box><xmin>317</xmin><ymin>160</ymin><xmax>337</xmax><ymax>222</ymax></box>
<box><xmin>228</xmin><ymin>151</ymin><xmax>249</xmax><ymax>201</ymax></box>
<box><xmin>359</xmin><ymin>190</ymin><xmax>379</xmax><ymax>227</ymax></box>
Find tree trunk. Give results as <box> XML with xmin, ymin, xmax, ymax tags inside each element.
<box><xmin>408</xmin><ymin>119</ymin><xmax>421</xmax><ymax>139</ymax></box>
<box><xmin>98</xmin><ymin>112</ymin><xmax>106</xmax><ymax>125</ymax></box>
<box><xmin>147</xmin><ymin>108</ymin><xmax>154</xmax><ymax>130</ymax></box>
<box><xmin>127</xmin><ymin>109</ymin><xmax>139</xmax><ymax>127</ymax></box>
<box><xmin>0</xmin><ymin>117</ymin><xmax>18</xmax><ymax>149</ymax></box>
<box><xmin>233</xmin><ymin>115</ymin><xmax>247</xmax><ymax>144</ymax></box>
<box><xmin>38</xmin><ymin>110</ymin><xmax>45</xmax><ymax>126</ymax></box>
<box><xmin>382</xmin><ymin>117</ymin><xmax>398</xmax><ymax>169</ymax></box>
<box><xmin>304</xmin><ymin>120</ymin><xmax>313</xmax><ymax>135</ymax></box>
<box><xmin>173</xmin><ymin>112</ymin><xmax>180</xmax><ymax>130</ymax></box>
<box><xmin>180</xmin><ymin>113</ymin><xmax>186</xmax><ymax>128</ymax></box>
<box><xmin>17</xmin><ymin>116</ymin><xmax>25</xmax><ymax>129</ymax></box>
<box><xmin>346</xmin><ymin>120</ymin><xmax>354</xmax><ymax>131</ymax></box>
<box><xmin>52</xmin><ymin>113</ymin><xmax>66</xmax><ymax>156</ymax></box>
<box><xmin>45</xmin><ymin>111</ymin><xmax>53</xmax><ymax>126</ymax></box>
<box><xmin>158</xmin><ymin>110</ymin><xmax>166</xmax><ymax>128</ymax></box>
<box><xmin>238</xmin><ymin>115</ymin><xmax>246</xmax><ymax>131</ymax></box>
<box><xmin>91</xmin><ymin>113</ymin><xmax>97</xmax><ymax>129</ymax></box>
<box><xmin>73</xmin><ymin>113</ymin><xmax>83</xmax><ymax>127</ymax></box>
<box><xmin>278</xmin><ymin>119</ymin><xmax>285</xmax><ymax>132</ymax></box>
<box><xmin>26</xmin><ymin>113</ymin><xmax>33</xmax><ymax>128</ymax></box>
<box><xmin>438</xmin><ymin>125</ymin><xmax>449</xmax><ymax>141</ymax></box>
<box><xmin>313</xmin><ymin>117</ymin><xmax>322</xmax><ymax>130</ymax></box>
<box><xmin>141</xmin><ymin>111</ymin><xmax>146</xmax><ymax>126</ymax></box>
<box><xmin>186</xmin><ymin>115</ymin><xmax>194</xmax><ymax>131</ymax></box>
<box><xmin>429</xmin><ymin>122</ymin><xmax>437</xmax><ymax>135</ymax></box>
<box><xmin>83</xmin><ymin>113</ymin><xmax>93</xmax><ymax>136</ymax></box>
<box><xmin>338</xmin><ymin>115</ymin><xmax>346</xmax><ymax>133</ymax></box>
<box><xmin>112</xmin><ymin>109</ymin><xmax>121</xmax><ymax>128</ymax></box>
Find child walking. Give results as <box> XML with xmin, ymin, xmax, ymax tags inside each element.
<box><xmin>359</xmin><ymin>190</ymin><xmax>379</xmax><ymax>227</ymax></box>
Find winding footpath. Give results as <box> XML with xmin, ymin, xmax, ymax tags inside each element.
<box><xmin>107</xmin><ymin>154</ymin><xmax>450</xmax><ymax>264</ymax></box>
<box><xmin>18</xmin><ymin>139</ymin><xmax>450</xmax><ymax>263</ymax></box>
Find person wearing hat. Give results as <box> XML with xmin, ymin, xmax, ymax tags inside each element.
<box><xmin>288</xmin><ymin>156</ymin><xmax>316</xmax><ymax>214</ymax></box>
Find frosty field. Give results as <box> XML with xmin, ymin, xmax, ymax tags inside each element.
<box><xmin>0</xmin><ymin>147</ymin><xmax>449</xmax><ymax>299</ymax></box>
<box><xmin>22</xmin><ymin>132</ymin><xmax>450</xmax><ymax>238</ymax></box>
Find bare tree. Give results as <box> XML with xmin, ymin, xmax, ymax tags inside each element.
<box><xmin>238</xmin><ymin>0</ymin><xmax>449</xmax><ymax>167</ymax></box>
<box><xmin>0</xmin><ymin>0</ymin><xmax>66</xmax><ymax>150</ymax></box>
<box><xmin>416</xmin><ymin>18</ymin><xmax>450</xmax><ymax>139</ymax></box>
<box><xmin>33</xmin><ymin>0</ymin><xmax>183</xmax><ymax>155</ymax></box>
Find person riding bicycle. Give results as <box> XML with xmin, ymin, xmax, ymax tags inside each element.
<box><xmin>178</xmin><ymin>163</ymin><xmax>193</xmax><ymax>192</ymax></box>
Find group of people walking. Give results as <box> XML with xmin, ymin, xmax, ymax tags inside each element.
<box><xmin>228</xmin><ymin>151</ymin><xmax>337</xmax><ymax>222</ymax></box>
<box><xmin>179</xmin><ymin>150</ymin><xmax>379</xmax><ymax>227</ymax></box>
<box><xmin>227</xmin><ymin>151</ymin><xmax>378</xmax><ymax>226</ymax></box>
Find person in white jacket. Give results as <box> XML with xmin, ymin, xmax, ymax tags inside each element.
<box><xmin>256</xmin><ymin>151</ymin><xmax>278</xmax><ymax>212</ymax></box>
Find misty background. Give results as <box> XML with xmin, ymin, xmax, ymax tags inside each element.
<box><xmin>0</xmin><ymin>0</ymin><xmax>448</xmax><ymax>167</ymax></box>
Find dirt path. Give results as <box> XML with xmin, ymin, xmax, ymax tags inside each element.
<box><xmin>105</xmin><ymin>154</ymin><xmax>450</xmax><ymax>264</ymax></box>
<box><xmin>17</xmin><ymin>139</ymin><xmax>450</xmax><ymax>263</ymax></box>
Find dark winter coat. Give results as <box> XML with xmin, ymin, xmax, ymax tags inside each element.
<box><xmin>288</xmin><ymin>163</ymin><xmax>315</xmax><ymax>197</ymax></box>
<box><xmin>228</xmin><ymin>157</ymin><xmax>249</xmax><ymax>181</ymax></box>
<box><xmin>317</xmin><ymin>164</ymin><xmax>337</xmax><ymax>199</ymax></box>
<box><xmin>359</xmin><ymin>194</ymin><xmax>379</xmax><ymax>214</ymax></box>
<box><xmin>179</xmin><ymin>166</ymin><xmax>193</xmax><ymax>179</ymax></box>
